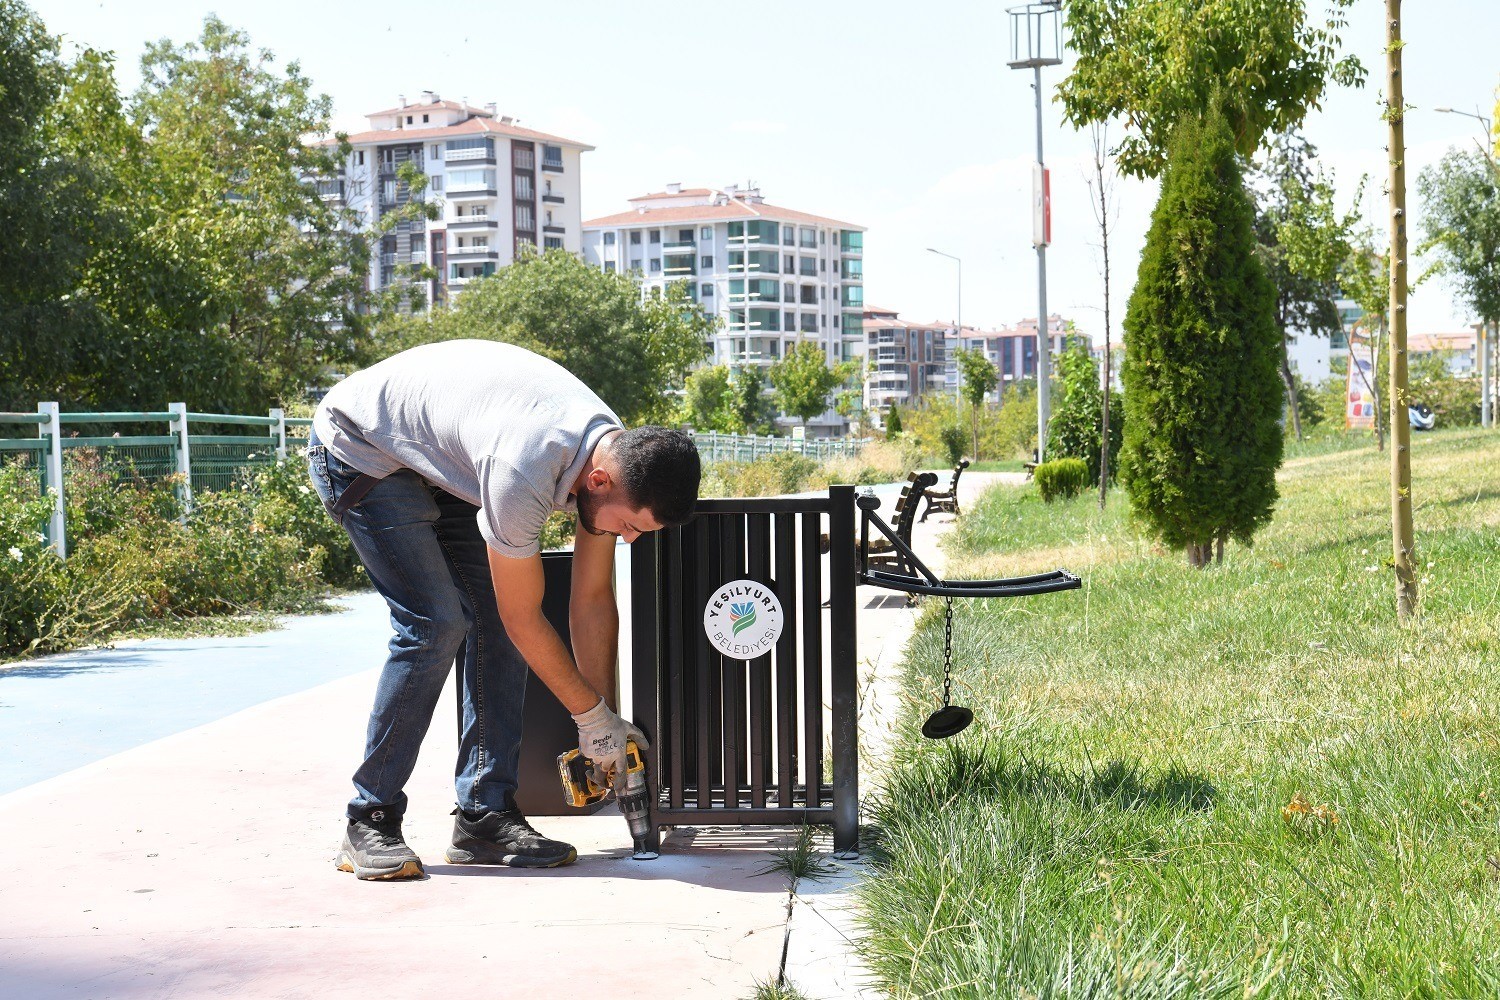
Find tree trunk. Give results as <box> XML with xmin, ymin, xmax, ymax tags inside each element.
<box><xmin>1215</xmin><ymin>535</ymin><xmax>1224</xmax><ymax>564</ymax></box>
<box><xmin>1280</xmin><ymin>344</ymin><xmax>1303</xmax><ymax>441</ymax></box>
<box><xmin>972</xmin><ymin>407</ymin><xmax>981</xmax><ymax>463</ymax></box>
<box><xmin>1386</xmin><ymin>0</ymin><xmax>1418</xmax><ymax>621</ymax></box>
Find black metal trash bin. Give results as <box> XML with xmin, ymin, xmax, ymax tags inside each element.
<box><xmin>454</xmin><ymin>550</ymin><xmax>606</xmax><ymax>817</ymax></box>
<box><xmin>630</xmin><ymin>485</ymin><xmax>860</xmax><ymax>855</ymax></box>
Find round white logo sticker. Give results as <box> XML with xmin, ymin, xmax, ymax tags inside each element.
<box><xmin>703</xmin><ymin>579</ymin><xmax>784</xmax><ymax>660</ymax></box>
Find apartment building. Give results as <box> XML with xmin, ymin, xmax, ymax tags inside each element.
<box><xmin>581</xmin><ymin>184</ymin><xmax>866</xmax><ymax>433</ymax></box>
<box><xmin>315</xmin><ymin>91</ymin><xmax>592</xmax><ymax>306</ymax></box>
<box><xmin>863</xmin><ymin>307</ymin><xmax>948</xmax><ymax>412</ymax></box>
<box><xmin>944</xmin><ymin>315</ymin><xmax>1079</xmax><ymax>402</ymax></box>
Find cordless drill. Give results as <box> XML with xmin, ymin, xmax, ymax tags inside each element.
<box><xmin>556</xmin><ymin>738</ymin><xmax>656</xmax><ymax>859</ymax></box>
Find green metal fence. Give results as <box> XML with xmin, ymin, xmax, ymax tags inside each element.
<box><xmin>692</xmin><ymin>431</ymin><xmax>869</xmax><ymax>464</ymax></box>
<box><xmin>1</xmin><ymin>402</ymin><xmax>313</xmax><ymax>559</ymax></box>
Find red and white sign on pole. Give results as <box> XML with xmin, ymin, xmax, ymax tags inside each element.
<box><xmin>1032</xmin><ymin>163</ymin><xmax>1051</xmax><ymax>247</ymax></box>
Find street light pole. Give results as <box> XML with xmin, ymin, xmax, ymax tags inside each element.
<box><xmin>1435</xmin><ymin>105</ymin><xmax>1497</xmax><ymax>429</ymax></box>
<box><xmin>927</xmin><ymin>247</ymin><xmax>962</xmax><ymax>406</ymax></box>
<box><xmin>1008</xmin><ymin>1</ymin><xmax>1063</xmax><ymax>462</ymax></box>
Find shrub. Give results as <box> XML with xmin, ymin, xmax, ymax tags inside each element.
<box><xmin>1119</xmin><ymin>99</ymin><xmax>1283</xmax><ymax>567</ymax></box>
<box><xmin>1047</xmin><ymin>341</ymin><xmax>1123</xmax><ymax>483</ymax></box>
<box><xmin>937</xmin><ymin>423</ymin><xmax>966</xmax><ymax>464</ymax></box>
<box><xmin>1034</xmin><ymin>458</ymin><xmax>1090</xmax><ymax>502</ymax></box>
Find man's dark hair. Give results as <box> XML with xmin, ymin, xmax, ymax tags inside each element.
<box><xmin>612</xmin><ymin>426</ymin><xmax>700</xmax><ymax>526</ymax></box>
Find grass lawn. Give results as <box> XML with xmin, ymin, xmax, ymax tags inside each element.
<box><xmin>858</xmin><ymin>426</ymin><xmax>1500</xmax><ymax>998</ymax></box>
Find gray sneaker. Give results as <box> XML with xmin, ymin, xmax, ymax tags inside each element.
<box><xmin>445</xmin><ymin>807</ymin><xmax>577</xmax><ymax>868</ymax></box>
<box><xmin>335</xmin><ymin>810</ymin><xmax>425</xmax><ymax>880</ymax></box>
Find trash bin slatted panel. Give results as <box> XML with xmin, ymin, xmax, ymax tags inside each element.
<box><xmin>634</xmin><ymin>488</ymin><xmax>857</xmax><ymax>855</ymax></box>
<box><xmin>773</xmin><ymin>512</ymin><xmax>798</xmax><ymax>807</ymax></box>
<box><xmin>665</xmin><ymin>522</ymin><xmax>687</xmax><ymax>812</ymax></box>
<box><xmin>747</xmin><ymin>512</ymin><xmax>772</xmax><ymax>809</ymax></box>
<box><xmin>721</xmin><ymin>512</ymin><xmax>745</xmax><ymax>810</ymax></box>
<box><xmin>800</xmin><ymin>510</ymin><xmax>825</xmax><ymax>808</ymax></box>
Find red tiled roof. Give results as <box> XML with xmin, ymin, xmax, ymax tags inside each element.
<box><xmin>321</xmin><ymin>116</ymin><xmax>593</xmax><ymax>150</ymax></box>
<box><xmin>1409</xmin><ymin>331</ymin><xmax>1475</xmax><ymax>352</ymax></box>
<box><xmin>584</xmin><ymin>193</ymin><xmax>862</xmax><ymax>231</ymax></box>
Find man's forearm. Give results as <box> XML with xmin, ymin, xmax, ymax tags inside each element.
<box><xmin>569</xmin><ymin>597</ymin><xmax>619</xmax><ymax>710</ymax></box>
<box><xmin>504</xmin><ymin>613</ymin><xmax>600</xmax><ymax>715</ymax></box>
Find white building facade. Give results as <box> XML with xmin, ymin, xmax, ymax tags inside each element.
<box><xmin>582</xmin><ymin>184</ymin><xmax>865</xmax><ymax>434</ymax></box>
<box><xmin>316</xmin><ymin>92</ymin><xmax>592</xmax><ymax>307</ymax></box>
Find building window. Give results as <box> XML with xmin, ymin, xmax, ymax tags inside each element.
<box><xmin>406</xmin><ymin>115</ymin><xmax>413</xmax><ymax>125</ymax></box>
<box><xmin>422</xmin><ymin>114</ymin><xmax>429</xmax><ymax>123</ymax></box>
<box><xmin>513</xmin><ymin>144</ymin><xmax>535</xmax><ymax>169</ymax></box>
<box><xmin>820</xmin><ymin>230</ymin><xmax>826</xmax><ymax>244</ymax></box>
<box><xmin>784</xmin><ymin>282</ymin><xmax>795</xmax><ymax>302</ymax></box>
<box><xmin>785</xmin><ymin>254</ymin><xmax>794</xmax><ymax>273</ymax></box>
<box><xmin>800</xmin><ymin>227</ymin><xmax>816</xmax><ymax>248</ymax></box>
<box><xmin>545</xmin><ymin>236</ymin><xmax>563</xmax><ymax>249</ymax></box>
<box><xmin>800</xmin><ymin>257</ymin><xmax>816</xmax><ymax>276</ymax></box>
<box><xmin>431</xmin><ymin>175</ymin><xmax>443</xmax><ymax>192</ymax></box>
<box><xmin>604</xmin><ymin>261</ymin><xmax>616</xmax><ymax>272</ymax></box>
<box><xmin>701</xmin><ymin>255</ymin><xmax>714</xmax><ymax>269</ymax></box>
<box><xmin>515</xmin><ymin>174</ymin><xmax>533</xmax><ymax>200</ymax></box>
<box><xmin>783</xmin><ymin>225</ymin><xmax>794</xmax><ymax>246</ymax></box>
<box><xmin>545</xmin><ymin>210</ymin><xmax>553</xmax><ymax>226</ymax></box>
<box><xmin>785</xmin><ymin>311</ymin><xmax>795</xmax><ymax>330</ymax></box>
<box><xmin>630</xmin><ymin>259</ymin><xmax>642</xmax><ymax>271</ymax></box>
<box><xmin>834</xmin><ymin>315</ymin><xmax>840</xmax><ymax>329</ymax></box>
<box><xmin>700</xmin><ymin>226</ymin><xmax>712</xmax><ymax>240</ymax></box>
<box><xmin>649</xmin><ymin>229</ymin><xmax>661</xmax><ymax>244</ymax></box>
<box><xmin>544</xmin><ymin>179</ymin><xmax>552</xmax><ymax>195</ymax></box>
<box><xmin>542</xmin><ymin>144</ymin><xmax>563</xmax><ymax>169</ymax></box>
<box><xmin>630</xmin><ymin>230</ymin><xmax>641</xmax><ymax>245</ymax></box>
<box><xmin>702</xmin><ymin>283</ymin><xmax>714</xmax><ymax>297</ymax></box>
<box><xmin>820</xmin><ymin>258</ymin><xmax>826</xmax><ymax>272</ymax></box>
<box><xmin>515</xmin><ymin>204</ymin><xmax>534</xmax><ymax>231</ymax></box>
<box><xmin>355</xmin><ymin>151</ymin><xmax>365</xmax><ymax>166</ymax></box>
<box><xmin>801</xmin><ymin>286</ymin><xmax>817</xmax><ymax>305</ymax></box>
<box><xmin>603</xmin><ymin>232</ymin><xmax>616</xmax><ymax>246</ymax></box>
<box><xmin>650</xmin><ymin>258</ymin><xmax>661</xmax><ymax>272</ymax></box>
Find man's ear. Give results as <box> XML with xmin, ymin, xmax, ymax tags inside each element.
<box><xmin>586</xmin><ymin>467</ymin><xmax>612</xmax><ymax>491</ymax></box>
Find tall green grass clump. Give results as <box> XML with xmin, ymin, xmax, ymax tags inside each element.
<box><xmin>1033</xmin><ymin>457</ymin><xmax>1089</xmax><ymax>502</ymax></box>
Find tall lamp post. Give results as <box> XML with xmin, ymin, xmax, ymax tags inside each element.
<box><xmin>1435</xmin><ymin>105</ymin><xmax>1496</xmax><ymax>429</ymax></box>
<box><xmin>1008</xmin><ymin>0</ymin><xmax>1063</xmax><ymax>460</ymax></box>
<box><xmin>927</xmin><ymin>247</ymin><xmax>962</xmax><ymax>406</ymax></box>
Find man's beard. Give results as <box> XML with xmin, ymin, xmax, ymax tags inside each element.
<box><xmin>576</xmin><ymin>487</ymin><xmax>607</xmax><ymax>536</ymax></box>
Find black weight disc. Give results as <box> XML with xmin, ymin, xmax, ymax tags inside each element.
<box><xmin>921</xmin><ymin>705</ymin><xmax>973</xmax><ymax>739</ymax></box>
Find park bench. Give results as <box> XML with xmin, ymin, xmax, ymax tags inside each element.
<box><xmin>919</xmin><ymin>459</ymin><xmax>969</xmax><ymax>522</ymax></box>
<box><xmin>822</xmin><ymin>471</ymin><xmax>934</xmax><ymax>570</ymax></box>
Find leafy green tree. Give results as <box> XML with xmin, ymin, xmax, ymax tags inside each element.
<box><xmin>682</xmin><ymin>364</ymin><xmax>734</xmax><ymax>431</ymax></box>
<box><xmin>885</xmin><ymin>403</ymin><xmax>902</xmax><ymax>436</ymax></box>
<box><xmin>954</xmin><ymin>348</ymin><xmax>998</xmax><ymax>460</ymax></box>
<box><xmin>768</xmin><ymin>342</ymin><xmax>857</xmax><ymax>427</ymax></box>
<box><xmin>1250</xmin><ymin>133</ymin><xmax>1355</xmax><ymax>440</ymax></box>
<box><xmin>1119</xmin><ymin>100</ymin><xmax>1284</xmax><ymax>567</ymax></box>
<box><xmin>380</xmin><ymin>248</ymin><xmax>713</xmax><ymax>425</ymax></box>
<box><xmin>0</xmin><ymin>2</ymin><xmax>116</xmax><ymax>409</ymax></box>
<box><xmin>1060</xmin><ymin>0</ymin><xmax>1364</xmax><ymax>178</ymax></box>
<box><xmin>1047</xmin><ymin>341</ymin><xmax>1121</xmax><ymax>486</ymax></box>
<box><xmin>727</xmin><ymin>364</ymin><xmax>777</xmax><ymax>434</ymax></box>
<box><xmin>1418</xmin><ymin>148</ymin><xmax>1500</xmax><ymax>353</ymax></box>
<box><xmin>127</xmin><ymin>15</ymin><xmax>372</xmax><ymax>409</ymax></box>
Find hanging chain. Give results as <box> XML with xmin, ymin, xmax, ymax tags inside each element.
<box><xmin>940</xmin><ymin>596</ymin><xmax>955</xmax><ymax>709</ymax></box>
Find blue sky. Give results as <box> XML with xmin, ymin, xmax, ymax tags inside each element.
<box><xmin>33</xmin><ymin>0</ymin><xmax>1500</xmax><ymax>342</ymax></box>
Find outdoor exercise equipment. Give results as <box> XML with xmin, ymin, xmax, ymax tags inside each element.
<box><xmin>629</xmin><ymin>483</ymin><xmax>1080</xmax><ymax>858</ymax></box>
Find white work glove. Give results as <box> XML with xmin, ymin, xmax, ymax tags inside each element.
<box><xmin>571</xmin><ymin>698</ymin><xmax>649</xmax><ymax>790</ymax></box>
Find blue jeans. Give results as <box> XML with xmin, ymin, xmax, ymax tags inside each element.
<box><xmin>307</xmin><ymin>433</ymin><xmax>528</xmax><ymax>820</ymax></box>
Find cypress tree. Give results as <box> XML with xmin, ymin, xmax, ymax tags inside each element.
<box><xmin>1119</xmin><ymin>99</ymin><xmax>1284</xmax><ymax>567</ymax></box>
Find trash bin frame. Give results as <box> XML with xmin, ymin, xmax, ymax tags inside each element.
<box><xmin>630</xmin><ymin>485</ymin><xmax>860</xmax><ymax>856</ymax></box>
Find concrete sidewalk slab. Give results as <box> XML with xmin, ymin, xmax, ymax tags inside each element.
<box><xmin>0</xmin><ymin>662</ymin><xmax>791</xmax><ymax>999</ymax></box>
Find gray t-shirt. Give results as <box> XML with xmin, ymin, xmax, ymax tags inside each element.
<box><xmin>312</xmin><ymin>340</ymin><xmax>621</xmax><ymax>558</ymax></box>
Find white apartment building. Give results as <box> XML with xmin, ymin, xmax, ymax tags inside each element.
<box><xmin>582</xmin><ymin>184</ymin><xmax>866</xmax><ymax>434</ymax></box>
<box><xmin>315</xmin><ymin>91</ymin><xmax>592</xmax><ymax>306</ymax></box>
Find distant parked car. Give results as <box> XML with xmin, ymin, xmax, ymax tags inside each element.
<box><xmin>1409</xmin><ymin>402</ymin><xmax>1436</xmax><ymax>431</ymax></box>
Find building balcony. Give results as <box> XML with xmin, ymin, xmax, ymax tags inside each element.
<box><xmin>663</xmin><ymin>241</ymin><xmax>696</xmax><ymax>253</ymax></box>
<box><xmin>542</xmin><ymin>225</ymin><xmax>566</xmax><ymax>234</ymax></box>
<box><xmin>448</xmin><ymin>246</ymin><xmax>499</xmax><ymax>259</ymax></box>
<box><xmin>541</xmin><ymin>157</ymin><xmax>564</xmax><ymax>173</ymax></box>
<box><xmin>447</xmin><ymin>188</ymin><xmax>498</xmax><ymax>200</ymax></box>
<box><xmin>445</xmin><ymin>147</ymin><xmax>494</xmax><ymax>163</ymax></box>
<box><xmin>448</xmin><ymin>217</ymin><xmax>497</xmax><ymax>230</ymax></box>
<box><xmin>542</xmin><ymin>194</ymin><xmax>565</xmax><ymax>204</ymax></box>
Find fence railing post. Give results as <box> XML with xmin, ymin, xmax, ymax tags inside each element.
<box><xmin>269</xmin><ymin>407</ymin><xmax>287</xmax><ymax>460</ymax></box>
<box><xmin>168</xmin><ymin>402</ymin><xmax>192</xmax><ymax>517</ymax></box>
<box><xmin>37</xmin><ymin>401</ymin><xmax>66</xmax><ymax>559</ymax></box>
